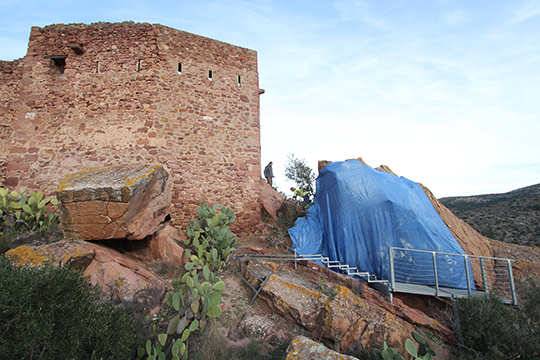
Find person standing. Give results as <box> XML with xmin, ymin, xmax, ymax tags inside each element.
<box><xmin>264</xmin><ymin>162</ymin><xmax>274</xmax><ymax>186</ymax></box>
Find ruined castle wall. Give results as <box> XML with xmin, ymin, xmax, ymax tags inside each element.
<box><xmin>2</xmin><ymin>22</ymin><xmax>262</xmax><ymax>233</ymax></box>
<box><xmin>0</xmin><ymin>59</ymin><xmax>23</xmax><ymax>182</ymax></box>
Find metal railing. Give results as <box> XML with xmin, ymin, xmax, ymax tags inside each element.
<box><xmin>389</xmin><ymin>247</ymin><xmax>517</xmax><ymax>304</ymax></box>
<box><xmin>228</xmin><ymin>247</ymin><xmax>517</xmax><ymax>305</ymax></box>
<box><xmin>227</xmin><ymin>248</ymin><xmax>386</xmax><ymax>304</ymax></box>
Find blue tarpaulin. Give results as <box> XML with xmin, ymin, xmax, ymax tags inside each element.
<box><xmin>288</xmin><ymin>160</ymin><xmax>473</xmax><ymax>290</ymax></box>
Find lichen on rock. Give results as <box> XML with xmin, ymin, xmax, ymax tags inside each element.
<box><xmin>56</xmin><ymin>164</ymin><xmax>172</xmax><ymax>240</ymax></box>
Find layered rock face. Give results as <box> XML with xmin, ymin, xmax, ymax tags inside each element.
<box><xmin>240</xmin><ymin>259</ymin><xmax>454</xmax><ymax>358</ymax></box>
<box><xmin>284</xmin><ymin>336</ymin><xmax>360</xmax><ymax>360</ymax></box>
<box><xmin>57</xmin><ymin>164</ymin><xmax>171</xmax><ymax>240</ymax></box>
<box><xmin>5</xmin><ymin>240</ymin><xmax>171</xmax><ymax>315</ymax></box>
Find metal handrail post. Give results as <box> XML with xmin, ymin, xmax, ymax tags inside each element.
<box><xmin>464</xmin><ymin>255</ymin><xmax>472</xmax><ymax>297</ymax></box>
<box><xmin>432</xmin><ymin>252</ymin><xmax>439</xmax><ymax>296</ymax></box>
<box><xmin>480</xmin><ymin>258</ymin><xmax>488</xmax><ymax>293</ymax></box>
<box><xmin>389</xmin><ymin>247</ymin><xmax>395</xmax><ymax>292</ymax></box>
<box><xmin>507</xmin><ymin>260</ymin><xmax>517</xmax><ymax>305</ymax></box>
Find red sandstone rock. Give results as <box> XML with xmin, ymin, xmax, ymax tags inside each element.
<box><xmin>84</xmin><ymin>242</ymin><xmax>171</xmax><ymax>315</ymax></box>
<box><xmin>6</xmin><ymin>240</ymin><xmax>171</xmax><ymax>316</ymax></box>
<box><xmin>320</xmin><ymin>285</ymin><xmax>416</xmax><ymax>354</ymax></box>
<box><xmin>284</xmin><ymin>336</ymin><xmax>360</xmax><ymax>360</ymax></box>
<box><xmin>257</xmin><ymin>179</ymin><xmax>285</xmax><ymax>223</ymax></box>
<box><xmin>5</xmin><ymin>240</ymin><xmax>94</xmax><ymax>269</ymax></box>
<box><xmin>318</xmin><ymin>158</ymin><xmax>498</xmax><ymax>288</ymax></box>
<box><xmin>57</xmin><ymin>164</ymin><xmax>172</xmax><ymax>241</ymax></box>
<box><xmin>259</xmin><ymin>272</ymin><xmax>418</xmax><ymax>354</ymax></box>
<box><xmin>259</xmin><ymin>273</ymin><xmax>324</xmax><ymax>330</ymax></box>
<box><xmin>252</xmin><ymin>261</ymin><xmax>454</xmax><ymax>358</ymax></box>
<box><xmin>147</xmin><ymin>224</ymin><xmax>185</xmax><ymax>267</ymax></box>
<box><xmin>228</xmin><ymin>312</ymin><xmax>292</xmax><ymax>346</ymax></box>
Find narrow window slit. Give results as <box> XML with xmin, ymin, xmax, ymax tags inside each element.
<box><xmin>208</xmin><ymin>70</ymin><xmax>213</xmax><ymax>81</ymax></box>
<box><xmin>237</xmin><ymin>75</ymin><xmax>241</xmax><ymax>87</ymax></box>
<box><xmin>177</xmin><ymin>63</ymin><xmax>182</xmax><ymax>74</ymax></box>
<box><xmin>96</xmin><ymin>61</ymin><xmax>100</xmax><ymax>73</ymax></box>
<box><xmin>137</xmin><ymin>59</ymin><xmax>142</xmax><ymax>72</ymax></box>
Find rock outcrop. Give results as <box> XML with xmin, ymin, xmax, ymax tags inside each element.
<box><xmin>244</xmin><ymin>260</ymin><xmax>453</xmax><ymax>358</ymax></box>
<box><xmin>147</xmin><ymin>224</ymin><xmax>186</xmax><ymax>267</ymax></box>
<box><xmin>56</xmin><ymin>164</ymin><xmax>172</xmax><ymax>240</ymax></box>
<box><xmin>227</xmin><ymin>312</ymin><xmax>292</xmax><ymax>347</ymax></box>
<box><xmin>319</xmin><ymin>159</ymin><xmax>498</xmax><ymax>290</ymax></box>
<box><xmin>257</xmin><ymin>179</ymin><xmax>285</xmax><ymax>223</ymax></box>
<box><xmin>284</xmin><ymin>336</ymin><xmax>359</xmax><ymax>360</ymax></box>
<box><xmin>6</xmin><ymin>240</ymin><xmax>171</xmax><ymax>315</ymax></box>
<box><xmin>421</xmin><ymin>184</ymin><xmax>494</xmax><ymax>259</ymax></box>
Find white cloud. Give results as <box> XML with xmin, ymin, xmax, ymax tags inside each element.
<box><xmin>507</xmin><ymin>1</ymin><xmax>540</xmax><ymax>26</ymax></box>
<box><xmin>1</xmin><ymin>0</ymin><xmax>539</xmax><ymax>197</ymax></box>
<box><xmin>443</xmin><ymin>9</ymin><xmax>471</xmax><ymax>25</ymax></box>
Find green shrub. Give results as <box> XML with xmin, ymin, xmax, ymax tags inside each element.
<box><xmin>456</xmin><ymin>291</ymin><xmax>539</xmax><ymax>359</ymax></box>
<box><xmin>0</xmin><ymin>256</ymin><xmax>137</xmax><ymax>359</ymax></box>
<box><xmin>519</xmin><ymin>278</ymin><xmax>540</xmax><ymax>355</ymax></box>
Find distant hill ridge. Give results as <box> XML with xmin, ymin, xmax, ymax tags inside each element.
<box><xmin>440</xmin><ymin>183</ymin><xmax>540</xmax><ymax>246</ymax></box>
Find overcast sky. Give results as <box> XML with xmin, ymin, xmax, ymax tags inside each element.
<box><xmin>1</xmin><ymin>0</ymin><xmax>539</xmax><ymax>198</ymax></box>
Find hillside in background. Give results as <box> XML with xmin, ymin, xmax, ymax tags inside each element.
<box><xmin>440</xmin><ymin>183</ymin><xmax>540</xmax><ymax>246</ymax></box>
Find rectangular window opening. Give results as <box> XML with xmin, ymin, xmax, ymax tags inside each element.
<box><xmin>96</xmin><ymin>61</ymin><xmax>100</xmax><ymax>73</ymax></box>
<box><xmin>177</xmin><ymin>63</ymin><xmax>182</xmax><ymax>74</ymax></box>
<box><xmin>137</xmin><ymin>59</ymin><xmax>142</xmax><ymax>72</ymax></box>
<box><xmin>208</xmin><ymin>70</ymin><xmax>213</xmax><ymax>81</ymax></box>
<box><xmin>237</xmin><ymin>75</ymin><xmax>241</xmax><ymax>87</ymax></box>
<box><xmin>46</xmin><ymin>55</ymin><xmax>67</xmax><ymax>74</ymax></box>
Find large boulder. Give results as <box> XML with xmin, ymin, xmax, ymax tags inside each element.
<box><xmin>6</xmin><ymin>240</ymin><xmax>171</xmax><ymax>316</ymax></box>
<box><xmin>318</xmin><ymin>159</ymin><xmax>498</xmax><ymax>290</ymax></box>
<box><xmin>251</xmin><ymin>261</ymin><xmax>453</xmax><ymax>358</ymax></box>
<box><xmin>257</xmin><ymin>179</ymin><xmax>285</xmax><ymax>223</ymax></box>
<box><xmin>124</xmin><ymin>223</ymin><xmax>186</xmax><ymax>268</ymax></box>
<box><xmin>147</xmin><ymin>224</ymin><xmax>185</xmax><ymax>267</ymax></box>
<box><xmin>56</xmin><ymin>164</ymin><xmax>172</xmax><ymax>240</ymax></box>
<box><xmin>421</xmin><ymin>184</ymin><xmax>494</xmax><ymax>259</ymax></box>
<box><xmin>318</xmin><ymin>159</ymin><xmax>495</xmax><ymax>260</ymax></box>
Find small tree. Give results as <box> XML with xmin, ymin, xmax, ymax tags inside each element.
<box><xmin>285</xmin><ymin>153</ymin><xmax>315</xmax><ymax>196</ymax></box>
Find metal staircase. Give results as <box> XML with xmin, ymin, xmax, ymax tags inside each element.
<box><xmin>228</xmin><ymin>246</ymin><xmax>517</xmax><ymax>305</ymax></box>
<box><xmin>227</xmin><ymin>248</ymin><xmax>387</xmax><ymax>304</ymax></box>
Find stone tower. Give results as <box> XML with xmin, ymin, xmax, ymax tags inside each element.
<box><xmin>0</xmin><ymin>22</ymin><xmax>264</xmax><ymax>232</ymax></box>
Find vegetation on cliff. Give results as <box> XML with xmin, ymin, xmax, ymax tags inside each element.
<box><xmin>456</xmin><ymin>278</ymin><xmax>540</xmax><ymax>359</ymax></box>
<box><xmin>440</xmin><ymin>183</ymin><xmax>540</xmax><ymax>246</ymax></box>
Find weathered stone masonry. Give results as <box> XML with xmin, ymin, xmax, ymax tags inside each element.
<box><xmin>0</xmin><ymin>22</ymin><xmax>263</xmax><ymax>233</ymax></box>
